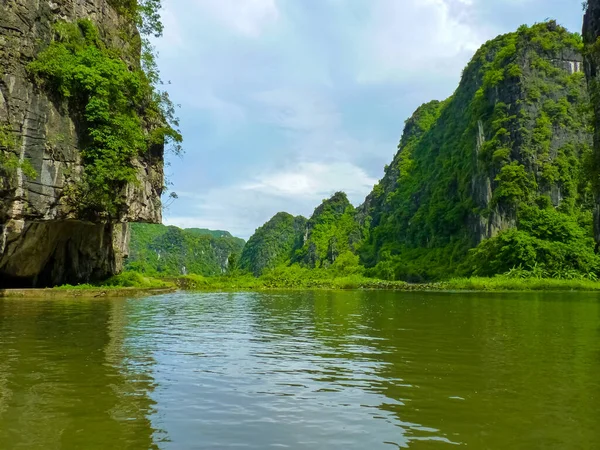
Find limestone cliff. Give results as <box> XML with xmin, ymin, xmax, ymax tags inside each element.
<box><xmin>584</xmin><ymin>0</ymin><xmax>600</xmax><ymax>242</ymax></box>
<box><xmin>359</xmin><ymin>22</ymin><xmax>594</xmax><ymax>277</ymax></box>
<box><xmin>239</xmin><ymin>212</ymin><xmax>307</xmax><ymax>276</ymax></box>
<box><xmin>0</xmin><ymin>0</ymin><xmax>163</xmax><ymax>287</ymax></box>
<box><xmin>293</xmin><ymin>192</ymin><xmax>362</xmax><ymax>268</ymax></box>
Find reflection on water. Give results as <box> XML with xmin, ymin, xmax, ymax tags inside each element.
<box><xmin>0</xmin><ymin>291</ymin><xmax>599</xmax><ymax>449</ymax></box>
<box><xmin>0</xmin><ymin>299</ymin><xmax>159</xmax><ymax>449</ymax></box>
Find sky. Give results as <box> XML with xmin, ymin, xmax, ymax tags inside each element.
<box><xmin>154</xmin><ymin>0</ymin><xmax>584</xmax><ymax>239</ymax></box>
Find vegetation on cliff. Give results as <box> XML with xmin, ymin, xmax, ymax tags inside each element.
<box><xmin>293</xmin><ymin>192</ymin><xmax>364</xmax><ymax>268</ymax></box>
<box><xmin>28</xmin><ymin>0</ymin><xmax>181</xmax><ymax>218</ymax></box>
<box><xmin>0</xmin><ymin>125</ymin><xmax>37</xmax><ymax>182</ymax></box>
<box><xmin>583</xmin><ymin>0</ymin><xmax>600</xmax><ymax>234</ymax></box>
<box><xmin>237</xmin><ymin>22</ymin><xmax>599</xmax><ymax>284</ymax></box>
<box><xmin>239</xmin><ymin>212</ymin><xmax>307</xmax><ymax>276</ymax></box>
<box><xmin>359</xmin><ymin>21</ymin><xmax>597</xmax><ymax>281</ymax></box>
<box><xmin>126</xmin><ymin>223</ymin><xmax>245</xmax><ymax>277</ymax></box>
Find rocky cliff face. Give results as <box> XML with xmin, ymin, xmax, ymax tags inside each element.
<box><xmin>584</xmin><ymin>0</ymin><xmax>600</xmax><ymax>242</ymax></box>
<box><xmin>0</xmin><ymin>0</ymin><xmax>163</xmax><ymax>287</ymax></box>
<box><xmin>359</xmin><ymin>22</ymin><xmax>593</xmax><ymax>276</ymax></box>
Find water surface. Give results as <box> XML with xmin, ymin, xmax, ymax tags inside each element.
<box><xmin>0</xmin><ymin>291</ymin><xmax>599</xmax><ymax>449</ymax></box>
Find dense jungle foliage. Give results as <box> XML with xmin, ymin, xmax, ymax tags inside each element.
<box><xmin>359</xmin><ymin>21</ymin><xmax>598</xmax><ymax>281</ymax></box>
<box><xmin>583</xmin><ymin>0</ymin><xmax>600</xmax><ymax>201</ymax></box>
<box><xmin>293</xmin><ymin>192</ymin><xmax>363</xmax><ymax>268</ymax></box>
<box><xmin>238</xmin><ymin>212</ymin><xmax>308</xmax><ymax>276</ymax></box>
<box><xmin>126</xmin><ymin>223</ymin><xmax>245</xmax><ymax>277</ymax></box>
<box><xmin>28</xmin><ymin>0</ymin><xmax>181</xmax><ymax>218</ymax></box>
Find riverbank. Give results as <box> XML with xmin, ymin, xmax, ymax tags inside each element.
<box><xmin>0</xmin><ymin>287</ymin><xmax>176</xmax><ymax>299</ymax></box>
<box><xmin>173</xmin><ymin>274</ymin><xmax>600</xmax><ymax>292</ymax></box>
<box><xmin>0</xmin><ymin>272</ymin><xmax>176</xmax><ymax>298</ymax></box>
<box><xmin>5</xmin><ymin>272</ymin><xmax>600</xmax><ymax>297</ymax></box>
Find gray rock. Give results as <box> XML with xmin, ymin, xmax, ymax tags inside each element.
<box><xmin>0</xmin><ymin>0</ymin><xmax>163</xmax><ymax>287</ymax></box>
<box><xmin>584</xmin><ymin>0</ymin><xmax>600</xmax><ymax>244</ymax></box>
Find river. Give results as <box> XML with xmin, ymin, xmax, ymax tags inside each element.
<box><xmin>0</xmin><ymin>291</ymin><xmax>599</xmax><ymax>449</ymax></box>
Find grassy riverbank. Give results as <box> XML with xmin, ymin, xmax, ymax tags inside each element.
<box><xmin>55</xmin><ymin>272</ymin><xmax>173</xmax><ymax>290</ymax></box>
<box><xmin>0</xmin><ymin>272</ymin><xmax>176</xmax><ymax>298</ymax></box>
<box><xmin>6</xmin><ymin>270</ymin><xmax>599</xmax><ymax>297</ymax></box>
<box><xmin>172</xmin><ymin>272</ymin><xmax>600</xmax><ymax>292</ymax></box>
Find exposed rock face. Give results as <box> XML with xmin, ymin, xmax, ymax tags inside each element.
<box><xmin>0</xmin><ymin>0</ymin><xmax>163</xmax><ymax>287</ymax></box>
<box><xmin>468</xmin><ymin>42</ymin><xmax>588</xmax><ymax>242</ymax></box>
<box><xmin>359</xmin><ymin>22</ymin><xmax>591</xmax><ymax>267</ymax></box>
<box><xmin>584</xmin><ymin>0</ymin><xmax>600</xmax><ymax>242</ymax></box>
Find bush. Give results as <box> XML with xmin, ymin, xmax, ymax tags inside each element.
<box><xmin>100</xmin><ymin>272</ymin><xmax>171</xmax><ymax>288</ymax></box>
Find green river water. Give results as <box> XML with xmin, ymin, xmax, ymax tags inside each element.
<box><xmin>0</xmin><ymin>291</ymin><xmax>599</xmax><ymax>449</ymax></box>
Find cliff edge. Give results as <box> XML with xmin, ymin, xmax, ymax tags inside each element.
<box><xmin>0</xmin><ymin>0</ymin><xmax>166</xmax><ymax>287</ymax></box>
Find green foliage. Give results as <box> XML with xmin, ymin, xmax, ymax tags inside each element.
<box><xmin>173</xmin><ymin>270</ymin><xmax>600</xmax><ymax>292</ymax></box>
<box><xmin>108</xmin><ymin>0</ymin><xmax>163</xmax><ymax>37</ymax></box>
<box><xmin>294</xmin><ymin>192</ymin><xmax>363</xmax><ymax>268</ymax></box>
<box><xmin>467</xmin><ymin>207</ymin><xmax>599</xmax><ymax>277</ymax></box>
<box><xmin>439</xmin><ymin>276</ymin><xmax>600</xmax><ymax>291</ymax></box>
<box><xmin>493</xmin><ymin>162</ymin><xmax>536</xmax><ymax>206</ymax></box>
<box><xmin>28</xmin><ymin>17</ymin><xmax>181</xmax><ymax>218</ymax></box>
<box><xmin>126</xmin><ymin>223</ymin><xmax>245</xmax><ymax>277</ymax></box>
<box><xmin>359</xmin><ymin>21</ymin><xmax>593</xmax><ymax>281</ymax></box>
<box><xmin>177</xmin><ymin>266</ymin><xmax>409</xmax><ymax>291</ymax></box>
<box><xmin>239</xmin><ymin>212</ymin><xmax>307</xmax><ymax>276</ymax></box>
<box><xmin>0</xmin><ymin>124</ymin><xmax>37</xmax><ymax>180</ymax></box>
<box><xmin>365</xmin><ymin>242</ymin><xmax>471</xmax><ymax>282</ymax></box>
<box><xmin>55</xmin><ymin>271</ymin><xmax>171</xmax><ymax>289</ymax></box>
<box><xmin>331</xmin><ymin>251</ymin><xmax>364</xmax><ymax>276</ymax></box>
<box><xmin>100</xmin><ymin>271</ymin><xmax>171</xmax><ymax>288</ymax></box>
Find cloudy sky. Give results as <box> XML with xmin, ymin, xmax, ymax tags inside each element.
<box><xmin>154</xmin><ymin>0</ymin><xmax>583</xmax><ymax>239</ymax></box>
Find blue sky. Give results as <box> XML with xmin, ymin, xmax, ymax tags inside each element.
<box><xmin>155</xmin><ymin>0</ymin><xmax>583</xmax><ymax>239</ymax></box>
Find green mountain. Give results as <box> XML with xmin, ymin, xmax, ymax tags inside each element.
<box><xmin>239</xmin><ymin>212</ymin><xmax>307</xmax><ymax>276</ymax></box>
<box><xmin>126</xmin><ymin>223</ymin><xmax>245</xmax><ymax>277</ymax></box>
<box><xmin>293</xmin><ymin>192</ymin><xmax>363</xmax><ymax>268</ymax></box>
<box><xmin>360</xmin><ymin>21</ymin><xmax>595</xmax><ymax>281</ymax></box>
<box><xmin>584</xmin><ymin>0</ymin><xmax>600</xmax><ymax>242</ymax></box>
<box><xmin>241</xmin><ymin>22</ymin><xmax>599</xmax><ymax>282</ymax></box>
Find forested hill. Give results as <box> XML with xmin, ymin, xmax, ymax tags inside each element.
<box><xmin>240</xmin><ymin>21</ymin><xmax>600</xmax><ymax>282</ymax></box>
<box><xmin>360</xmin><ymin>21</ymin><xmax>595</xmax><ymax>280</ymax></box>
<box><xmin>239</xmin><ymin>213</ymin><xmax>307</xmax><ymax>276</ymax></box>
<box><xmin>126</xmin><ymin>223</ymin><xmax>245</xmax><ymax>277</ymax></box>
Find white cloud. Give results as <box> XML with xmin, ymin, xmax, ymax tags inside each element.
<box><xmin>245</xmin><ymin>161</ymin><xmax>377</xmax><ymax>199</ymax></box>
<box><xmin>164</xmin><ymin>161</ymin><xmax>377</xmax><ymax>239</ymax></box>
<box><xmin>357</xmin><ymin>0</ymin><xmax>486</xmax><ymax>83</ymax></box>
<box><xmin>194</xmin><ymin>0</ymin><xmax>279</xmax><ymax>37</ymax></box>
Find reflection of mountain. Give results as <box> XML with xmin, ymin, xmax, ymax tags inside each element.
<box><xmin>0</xmin><ymin>299</ymin><xmax>161</xmax><ymax>448</ymax></box>
<box><xmin>248</xmin><ymin>291</ymin><xmax>600</xmax><ymax>448</ymax></box>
